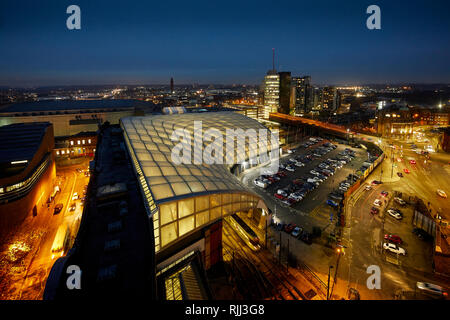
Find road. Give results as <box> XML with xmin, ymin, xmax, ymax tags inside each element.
<box><xmin>334</xmin><ymin>133</ymin><xmax>450</xmax><ymax>299</ymax></box>
<box><xmin>0</xmin><ymin>158</ymin><xmax>91</xmax><ymax>300</ymax></box>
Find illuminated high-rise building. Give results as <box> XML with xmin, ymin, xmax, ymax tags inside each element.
<box><xmin>322</xmin><ymin>86</ymin><xmax>339</xmax><ymax>111</ymax></box>
<box><xmin>262</xmin><ymin>70</ymin><xmax>280</xmax><ymax>119</ymax></box>
<box><xmin>290</xmin><ymin>76</ymin><xmax>312</xmax><ymax>115</ymax></box>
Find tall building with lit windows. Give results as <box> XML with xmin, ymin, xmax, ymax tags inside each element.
<box><xmin>290</xmin><ymin>76</ymin><xmax>312</xmax><ymax>115</ymax></box>
<box><xmin>322</xmin><ymin>86</ymin><xmax>338</xmax><ymax>111</ymax></box>
<box><xmin>262</xmin><ymin>70</ymin><xmax>280</xmax><ymax>119</ymax></box>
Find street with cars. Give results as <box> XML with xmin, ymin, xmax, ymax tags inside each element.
<box><xmin>241</xmin><ymin>132</ymin><xmax>450</xmax><ymax>300</ymax></box>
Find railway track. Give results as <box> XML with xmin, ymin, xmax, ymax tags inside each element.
<box><xmin>222</xmin><ymin>219</ymin><xmax>305</xmax><ymax>300</ymax></box>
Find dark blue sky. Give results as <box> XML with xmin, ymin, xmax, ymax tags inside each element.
<box><xmin>0</xmin><ymin>0</ymin><xmax>449</xmax><ymax>87</ymax></box>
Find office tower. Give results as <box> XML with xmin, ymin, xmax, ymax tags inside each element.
<box><xmin>278</xmin><ymin>72</ymin><xmax>291</xmax><ymax>115</ymax></box>
<box><xmin>322</xmin><ymin>86</ymin><xmax>338</xmax><ymax>111</ymax></box>
<box><xmin>170</xmin><ymin>77</ymin><xmax>174</xmax><ymax>94</ymax></box>
<box><xmin>312</xmin><ymin>87</ymin><xmax>323</xmax><ymax>110</ymax></box>
<box><xmin>262</xmin><ymin>70</ymin><xmax>280</xmax><ymax>119</ymax></box>
<box><xmin>291</xmin><ymin>76</ymin><xmax>311</xmax><ymax>115</ymax></box>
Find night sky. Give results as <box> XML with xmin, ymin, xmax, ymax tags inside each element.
<box><xmin>0</xmin><ymin>0</ymin><xmax>449</xmax><ymax>86</ymax></box>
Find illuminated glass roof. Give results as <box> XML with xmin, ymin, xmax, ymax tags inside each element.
<box><xmin>121</xmin><ymin>112</ymin><xmax>274</xmax><ymax>204</ymax></box>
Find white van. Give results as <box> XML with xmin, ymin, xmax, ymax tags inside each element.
<box><xmin>254</xmin><ymin>179</ymin><xmax>268</xmax><ymax>189</ymax></box>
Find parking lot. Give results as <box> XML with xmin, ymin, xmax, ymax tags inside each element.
<box><xmin>241</xmin><ymin>136</ymin><xmax>377</xmax><ymax>262</ymax></box>
<box><xmin>245</xmin><ymin>136</ymin><xmax>370</xmax><ymax>221</ymax></box>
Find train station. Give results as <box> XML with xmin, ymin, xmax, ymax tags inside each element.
<box><xmin>44</xmin><ymin>111</ymin><xmax>276</xmax><ymax>300</ymax></box>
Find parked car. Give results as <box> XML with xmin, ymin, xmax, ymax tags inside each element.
<box><xmin>291</xmin><ymin>226</ymin><xmax>302</xmax><ymax>238</ymax></box>
<box><xmin>383</xmin><ymin>242</ymin><xmax>406</xmax><ymax>255</ymax></box>
<box><xmin>397</xmin><ymin>172</ymin><xmax>403</xmax><ymax>177</ymax></box>
<box><xmin>72</xmin><ymin>192</ymin><xmax>79</xmax><ymax>201</ymax></box>
<box><xmin>54</xmin><ymin>203</ymin><xmax>64</xmax><ymax>215</ymax></box>
<box><xmin>254</xmin><ymin>179</ymin><xmax>268</xmax><ymax>188</ymax></box>
<box><xmin>380</xmin><ymin>191</ymin><xmax>389</xmax><ymax>197</ymax></box>
<box><xmin>394</xmin><ymin>197</ymin><xmax>406</xmax><ymax>205</ymax></box>
<box><xmin>371</xmin><ymin>180</ymin><xmax>382</xmax><ymax>185</ymax></box>
<box><xmin>69</xmin><ymin>203</ymin><xmax>76</xmax><ymax>212</ymax></box>
<box><xmin>289</xmin><ymin>193</ymin><xmax>303</xmax><ymax>202</ymax></box>
<box><xmin>277</xmin><ymin>189</ymin><xmax>288</xmax><ymax>197</ymax></box>
<box><xmin>284</xmin><ymin>223</ymin><xmax>296</xmax><ymax>234</ymax></box>
<box><xmin>373</xmin><ymin>199</ymin><xmax>382</xmax><ymax>207</ymax></box>
<box><xmin>370</xmin><ymin>207</ymin><xmax>379</xmax><ymax>215</ymax></box>
<box><xmin>384</xmin><ymin>234</ymin><xmax>402</xmax><ymax>244</ymax></box>
<box><xmin>276</xmin><ymin>171</ymin><xmax>287</xmax><ymax>177</ymax></box>
<box><xmin>403</xmin><ymin>168</ymin><xmax>410</xmax><ymax>174</ymax></box>
<box><xmin>299</xmin><ymin>231</ymin><xmax>313</xmax><ymax>245</ymax></box>
<box><xmin>286</xmin><ymin>166</ymin><xmax>295</xmax><ymax>172</ymax></box>
<box><xmin>274</xmin><ymin>193</ymin><xmax>286</xmax><ymax>200</ymax></box>
<box><xmin>387</xmin><ymin>209</ymin><xmax>402</xmax><ymax>220</ymax></box>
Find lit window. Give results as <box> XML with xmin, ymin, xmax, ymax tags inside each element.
<box><xmin>88</xmin><ymin>139</ymin><xmax>91</xmax><ymax>144</ymax></box>
<box><xmin>82</xmin><ymin>140</ymin><xmax>85</xmax><ymax>144</ymax></box>
<box><xmin>70</xmin><ymin>141</ymin><xmax>74</xmax><ymax>146</ymax></box>
<box><xmin>78</xmin><ymin>140</ymin><xmax>81</xmax><ymax>145</ymax></box>
<box><xmin>56</xmin><ymin>151</ymin><xmax>60</xmax><ymax>155</ymax></box>
<box><xmin>61</xmin><ymin>150</ymin><xmax>65</xmax><ymax>155</ymax></box>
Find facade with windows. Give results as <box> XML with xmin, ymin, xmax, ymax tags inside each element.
<box><xmin>54</xmin><ymin>131</ymin><xmax>97</xmax><ymax>159</ymax></box>
<box><xmin>291</xmin><ymin>76</ymin><xmax>312</xmax><ymax>115</ymax></box>
<box><xmin>263</xmin><ymin>71</ymin><xmax>280</xmax><ymax>119</ymax></box>
<box><xmin>121</xmin><ymin>112</ymin><xmax>273</xmax><ymax>255</ymax></box>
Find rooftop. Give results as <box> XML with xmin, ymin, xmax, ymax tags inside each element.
<box><xmin>121</xmin><ymin>112</ymin><xmax>275</xmax><ymax>207</ymax></box>
<box><xmin>0</xmin><ymin>122</ymin><xmax>51</xmax><ymax>164</ymax></box>
<box><xmin>45</xmin><ymin>124</ymin><xmax>155</xmax><ymax>298</ymax></box>
<box><xmin>0</xmin><ymin>99</ymin><xmax>155</xmax><ymax>114</ymax></box>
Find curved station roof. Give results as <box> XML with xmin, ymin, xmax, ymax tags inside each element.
<box><xmin>121</xmin><ymin>112</ymin><xmax>275</xmax><ymax>205</ymax></box>
<box><xmin>121</xmin><ymin>112</ymin><xmax>275</xmax><ymax>252</ymax></box>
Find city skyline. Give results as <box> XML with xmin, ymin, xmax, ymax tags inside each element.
<box><xmin>1</xmin><ymin>0</ymin><xmax>450</xmax><ymax>87</ymax></box>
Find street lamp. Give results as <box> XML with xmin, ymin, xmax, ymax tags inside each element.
<box><xmin>327</xmin><ymin>265</ymin><xmax>334</xmax><ymax>300</ymax></box>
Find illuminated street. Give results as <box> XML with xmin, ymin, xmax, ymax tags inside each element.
<box><xmin>0</xmin><ymin>158</ymin><xmax>91</xmax><ymax>299</ymax></box>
